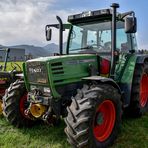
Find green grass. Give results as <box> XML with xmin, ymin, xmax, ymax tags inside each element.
<box><xmin>112</xmin><ymin>113</ymin><xmax>148</xmax><ymax>148</ymax></box>
<box><xmin>0</xmin><ymin>113</ymin><xmax>147</xmax><ymax>148</ymax></box>
<box><xmin>0</xmin><ymin>62</ymin><xmax>23</xmax><ymax>71</ymax></box>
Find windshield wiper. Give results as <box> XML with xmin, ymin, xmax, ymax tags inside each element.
<box><xmin>70</xmin><ymin>45</ymin><xmax>93</xmax><ymax>51</ymax></box>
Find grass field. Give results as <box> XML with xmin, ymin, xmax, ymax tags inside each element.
<box><xmin>0</xmin><ymin>62</ymin><xmax>147</xmax><ymax>148</ymax></box>
<box><xmin>0</xmin><ymin>62</ymin><xmax>23</xmax><ymax>72</ymax></box>
<box><xmin>0</xmin><ymin>113</ymin><xmax>147</xmax><ymax>148</ymax></box>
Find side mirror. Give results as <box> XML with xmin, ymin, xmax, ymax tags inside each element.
<box><xmin>125</xmin><ymin>17</ymin><xmax>137</xmax><ymax>33</ymax></box>
<box><xmin>46</xmin><ymin>28</ymin><xmax>52</xmax><ymax>41</ymax></box>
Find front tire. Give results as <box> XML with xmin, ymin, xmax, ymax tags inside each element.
<box><xmin>65</xmin><ymin>84</ymin><xmax>122</xmax><ymax>148</ymax></box>
<box><xmin>3</xmin><ymin>80</ymin><xmax>34</xmax><ymax>127</ymax></box>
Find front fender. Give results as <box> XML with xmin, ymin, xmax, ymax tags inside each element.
<box><xmin>82</xmin><ymin>76</ymin><xmax>122</xmax><ymax>94</ymax></box>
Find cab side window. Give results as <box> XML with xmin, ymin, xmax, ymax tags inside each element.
<box><xmin>117</xmin><ymin>28</ymin><xmax>130</xmax><ymax>52</ymax></box>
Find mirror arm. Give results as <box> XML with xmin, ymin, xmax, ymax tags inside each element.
<box><xmin>119</xmin><ymin>11</ymin><xmax>135</xmax><ymax>19</ymax></box>
<box><xmin>46</xmin><ymin>24</ymin><xmax>59</xmax><ymax>29</ymax></box>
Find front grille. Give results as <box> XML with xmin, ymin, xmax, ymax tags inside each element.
<box><xmin>26</xmin><ymin>62</ymin><xmax>48</xmax><ymax>84</ymax></box>
<box><xmin>51</xmin><ymin>62</ymin><xmax>64</xmax><ymax>75</ymax></box>
<box><xmin>51</xmin><ymin>62</ymin><xmax>64</xmax><ymax>84</ymax></box>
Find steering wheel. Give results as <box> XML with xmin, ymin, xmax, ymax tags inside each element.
<box><xmin>104</xmin><ymin>42</ymin><xmax>111</xmax><ymax>51</ymax></box>
<box><xmin>11</xmin><ymin>62</ymin><xmax>22</xmax><ymax>71</ymax></box>
<box><xmin>91</xmin><ymin>44</ymin><xmax>106</xmax><ymax>50</ymax></box>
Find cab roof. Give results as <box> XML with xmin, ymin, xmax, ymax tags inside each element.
<box><xmin>68</xmin><ymin>9</ymin><xmax>113</xmax><ymax>24</ymax></box>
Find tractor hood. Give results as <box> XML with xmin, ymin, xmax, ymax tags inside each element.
<box><xmin>26</xmin><ymin>54</ymin><xmax>96</xmax><ymax>63</ymax></box>
<box><xmin>24</xmin><ymin>54</ymin><xmax>98</xmax><ymax>98</ymax></box>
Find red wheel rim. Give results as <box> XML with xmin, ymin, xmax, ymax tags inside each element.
<box><xmin>93</xmin><ymin>100</ymin><xmax>116</xmax><ymax>142</ymax></box>
<box><xmin>19</xmin><ymin>93</ymin><xmax>28</xmax><ymax>117</ymax></box>
<box><xmin>140</xmin><ymin>74</ymin><xmax>148</xmax><ymax>107</ymax></box>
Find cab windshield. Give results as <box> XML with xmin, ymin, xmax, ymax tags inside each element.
<box><xmin>68</xmin><ymin>21</ymin><xmax>131</xmax><ymax>55</ymax></box>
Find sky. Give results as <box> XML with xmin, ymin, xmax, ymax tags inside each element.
<box><xmin>0</xmin><ymin>0</ymin><xmax>147</xmax><ymax>49</ymax></box>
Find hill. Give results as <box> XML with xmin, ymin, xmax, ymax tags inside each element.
<box><xmin>0</xmin><ymin>43</ymin><xmax>60</xmax><ymax>58</ymax></box>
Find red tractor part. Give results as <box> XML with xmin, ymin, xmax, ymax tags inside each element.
<box><xmin>100</xmin><ymin>59</ymin><xmax>110</xmax><ymax>75</ymax></box>
<box><xmin>93</xmin><ymin>100</ymin><xmax>116</xmax><ymax>142</ymax></box>
<box><xmin>19</xmin><ymin>93</ymin><xmax>29</xmax><ymax>118</ymax></box>
<box><xmin>140</xmin><ymin>74</ymin><xmax>148</xmax><ymax>108</ymax></box>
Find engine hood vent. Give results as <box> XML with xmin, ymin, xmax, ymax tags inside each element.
<box><xmin>51</xmin><ymin>62</ymin><xmax>64</xmax><ymax>75</ymax></box>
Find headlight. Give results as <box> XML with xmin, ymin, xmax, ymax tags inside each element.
<box><xmin>43</xmin><ymin>87</ymin><xmax>51</xmax><ymax>93</ymax></box>
<box><xmin>26</xmin><ymin>62</ymin><xmax>48</xmax><ymax>84</ymax></box>
<box><xmin>37</xmin><ymin>78</ymin><xmax>48</xmax><ymax>84</ymax></box>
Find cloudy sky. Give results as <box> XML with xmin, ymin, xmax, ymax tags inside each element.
<box><xmin>0</xmin><ymin>0</ymin><xmax>147</xmax><ymax>49</ymax></box>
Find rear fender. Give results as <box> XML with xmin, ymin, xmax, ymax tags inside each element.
<box><xmin>136</xmin><ymin>54</ymin><xmax>148</xmax><ymax>64</ymax></box>
<box><xmin>118</xmin><ymin>54</ymin><xmax>148</xmax><ymax>107</ymax></box>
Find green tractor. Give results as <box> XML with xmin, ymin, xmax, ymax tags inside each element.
<box><xmin>3</xmin><ymin>3</ymin><xmax>148</xmax><ymax>147</ymax></box>
<box><xmin>0</xmin><ymin>48</ymin><xmax>23</xmax><ymax>115</ymax></box>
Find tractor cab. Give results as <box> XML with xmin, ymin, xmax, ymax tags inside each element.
<box><xmin>67</xmin><ymin>12</ymin><xmax>138</xmax><ymax>56</ymax></box>
<box><xmin>46</xmin><ymin>5</ymin><xmax>137</xmax><ymax>78</ymax></box>
<box><xmin>67</xmin><ymin>13</ymin><xmax>136</xmax><ymax>76</ymax></box>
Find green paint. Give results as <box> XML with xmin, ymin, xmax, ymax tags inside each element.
<box><xmin>115</xmin><ymin>53</ymin><xmax>137</xmax><ymax>84</ymax></box>
<box><xmin>24</xmin><ymin>54</ymin><xmax>98</xmax><ymax>98</ymax></box>
<box><xmin>23</xmin><ymin>62</ymin><xmax>29</xmax><ymax>91</ymax></box>
<box><xmin>0</xmin><ymin>61</ymin><xmax>23</xmax><ymax>72</ymax></box>
<box><xmin>120</xmin><ymin>55</ymin><xmax>137</xmax><ymax>83</ymax></box>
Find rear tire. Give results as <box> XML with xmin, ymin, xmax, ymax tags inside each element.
<box><xmin>130</xmin><ymin>63</ymin><xmax>148</xmax><ymax>117</ymax></box>
<box><xmin>65</xmin><ymin>84</ymin><xmax>122</xmax><ymax>148</ymax></box>
<box><xmin>3</xmin><ymin>80</ymin><xmax>34</xmax><ymax>127</ymax></box>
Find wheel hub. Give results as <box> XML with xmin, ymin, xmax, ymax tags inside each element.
<box><xmin>30</xmin><ymin>103</ymin><xmax>47</xmax><ymax>118</ymax></box>
<box><xmin>96</xmin><ymin>112</ymin><xmax>104</xmax><ymax>125</ymax></box>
